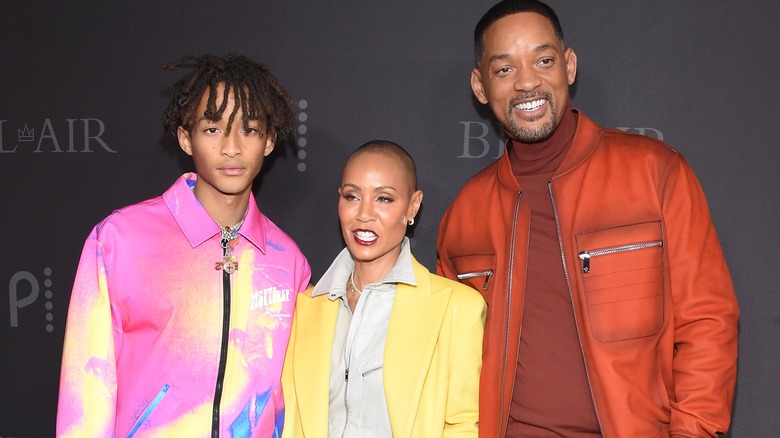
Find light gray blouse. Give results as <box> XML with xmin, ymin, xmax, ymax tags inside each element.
<box><xmin>310</xmin><ymin>238</ymin><xmax>416</xmax><ymax>437</ymax></box>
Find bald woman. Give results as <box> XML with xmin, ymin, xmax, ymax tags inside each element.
<box><xmin>282</xmin><ymin>140</ymin><xmax>486</xmax><ymax>438</ymax></box>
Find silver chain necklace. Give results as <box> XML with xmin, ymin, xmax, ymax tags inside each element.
<box><xmin>214</xmin><ymin>211</ymin><xmax>247</xmax><ymax>274</ymax></box>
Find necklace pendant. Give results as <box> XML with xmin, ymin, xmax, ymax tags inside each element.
<box><xmin>221</xmin><ymin>237</ymin><xmax>239</xmax><ymax>249</ymax></box>
<box><xmin>214</xmin><ymin>214</ymin><xmax>245</xmax><ymax>274</ymax></box>
<box><xmin>223</xmin><ymin>255</ymin><xmax>238</xmax><ymax>274</ymax></box>
<box><xmin>215</xmin><ymin>256</ymin><xmax>238</xmax><ymax>274</ymax></box>
<box><xmin>223</xmin><ymin>261</ymin><xmax>237</xmax><ymax>274</ymax></box>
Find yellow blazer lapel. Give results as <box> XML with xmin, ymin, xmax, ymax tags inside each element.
<box><xmin>291</xmin><ymin>293</ymin><xmax>340</xmax><ymax>436</ymax></box>
<box><xmin>384</xmin><ymin>259</ymin><xmax>451</xmax><ymax>436</ymax></box>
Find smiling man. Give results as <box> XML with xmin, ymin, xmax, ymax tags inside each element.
<box><xmin>436</xmin><ymin>1</ymin><xmax>739</xmax><ymax>437</ymax></box>
<box><xmin>56</xmin><ymin>53</ymin><xmax>311</xmax><ymax>438</ymax></box>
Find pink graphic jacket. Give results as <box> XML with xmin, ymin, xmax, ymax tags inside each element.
<box><xmin>57</xmin><ymin>173</ymin><xmax>311</xmax><ymax>437</ymax></box>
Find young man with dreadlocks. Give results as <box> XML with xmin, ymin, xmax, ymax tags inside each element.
<box><xmin>56</xmin><ymin>53</ymin><xmax>311</xmax><ymax>437</ymax></box>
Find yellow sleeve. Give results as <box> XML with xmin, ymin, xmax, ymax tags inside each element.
<box><xmin>281</xmin><ymin>291</ymin><xmax>304</xmax><ymax>438</ymax></box>
<box><xmin>443</xmin><ymin>283</ymin><xmax>486</xmax><ymax>437</ymax></box>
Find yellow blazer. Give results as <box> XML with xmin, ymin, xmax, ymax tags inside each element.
<box><xmin>282</xmin><ymin>257</ymin><xmax>486</xmax><ymax>437</ymax></box>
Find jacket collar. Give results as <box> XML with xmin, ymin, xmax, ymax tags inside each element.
<box><xmin>162</xmin><ymin>173</ymin><xmax>266</xmax><ymax>253</ymax></box>
<box><xmin>310</xmin><ymin>237</ymin><xmax>416</xmax><ymax>299</ymax></box>
<box><xmin>496</xmin><ymin>110</ymin><xmax>602</xmax><ymax>189</ymax></box>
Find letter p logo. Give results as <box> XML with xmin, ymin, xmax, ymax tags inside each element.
<box><xmin>9</xmin><ymin>271</ymin><xmax>39</xmax><ymax>327</ymax></box>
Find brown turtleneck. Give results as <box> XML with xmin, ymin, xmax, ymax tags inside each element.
<box><xmin>505</xmin><ymin>100</ymin><xmax>601</xmax><ymax>437</ymax></box>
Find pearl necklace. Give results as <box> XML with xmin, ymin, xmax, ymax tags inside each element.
<box><xmin>349</xmin><ymin>270</ymin><xmax>364</xmax><ymax>296</ymax></box>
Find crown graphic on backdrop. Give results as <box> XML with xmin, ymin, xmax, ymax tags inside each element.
<box><xmin>18</xmin><ymin>124</ymin><xmax>34</xmax><ymax>142</ymax></box>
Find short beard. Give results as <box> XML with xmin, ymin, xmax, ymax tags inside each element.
<box><xmin>507</xmin><ymin>92</ymin><xmax>558</xmax><ymax>143</ymax></box>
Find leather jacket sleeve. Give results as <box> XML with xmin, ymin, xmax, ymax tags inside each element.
<box><xmin>661</xmin><ymin>155</ymin><xmax>739</xmax><ymax>436</ymax></box>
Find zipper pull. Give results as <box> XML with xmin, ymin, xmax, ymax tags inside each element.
<box><xmin>482</xmin><ymin>270</ymin><xmax>493</xmax><ymax>290</ymax></box>
<box><xmin>345</xmin><ymin>368</ymin><xmax>349</xmax><ymax>382</ymax></box>
<box><xmin>578</xmin><ymin>251</ymin><xmax>591</xmax><ymax>273</ymax></box>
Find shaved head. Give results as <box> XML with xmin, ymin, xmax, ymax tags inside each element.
<box><xmin>344</xmin><ymin>140</ymin><xmax>418</xmax><ymax>194</ymax></box>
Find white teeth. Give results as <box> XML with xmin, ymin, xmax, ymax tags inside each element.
<box><xmin>515</xmin><ymin>99</ymin><xmax>546</xmax><ymax>111</ymax></box>
<box><xmin>356</xmin><ymin>231</ymin><xmax>377</xmax><ymax>242</ymax></box>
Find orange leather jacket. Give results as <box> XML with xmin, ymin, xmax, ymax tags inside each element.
<box><xmin>436</xmin><ymin>113</ymin><xmax>738</xmax><ymax>438</ymax></box>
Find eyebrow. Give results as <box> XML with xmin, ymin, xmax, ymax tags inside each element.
<box><xmin>487</xmin><ymin>53</ymin><xmax>511</xmax><ymax>64</ymax></box>
<box><xmin>342</xmin><ymin>183</ymin><xmax>398</xmax><ymax>192</ymax></box>
<box><xmin>195</xmin><ymin>116</ymin><xmax>261</xmax><ymax>125</ymax></box>
<box><xmin>533</xmin><ymin>43</ymin><xmax>558</xmax><ymax>53</ymax></box>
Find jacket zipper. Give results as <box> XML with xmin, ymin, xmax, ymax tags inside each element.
<box><xmin>549</xmin><ymin>182</ymin><xmax>605</xmax><ymax>437</ymax></box>
<box><xmin>577</xmin><ymin>241</ymin><xmax>664</xmax><ymax>273</ymax></box>
<box><xmin>126</xmin><ymin>384</ymin><xmax>170</xmax><ymax>438</ymax></box>
<box><xmin>342</xmin><ymin>289</ymin><xmax>372</xmax><ymax>436</ymax></box>
<box><xmin>497</xmin><ymin>192</ymin><xmax>522</xmax><ymax>437</ymax></box>
<box><xmin>456</xmin><ymin>269</ymin><xmax>494</xmax><ymax>290</ymax></box>
<box><xmin>211</xmin><ymin>253</ymin><xmax>232</xmax><ymax>437</ymax></box>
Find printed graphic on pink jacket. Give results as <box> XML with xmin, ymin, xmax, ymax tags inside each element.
<box><xmin>57</xmin><ymin>173</ymin><xmax>311</xmax><ymax>437</ymax></box>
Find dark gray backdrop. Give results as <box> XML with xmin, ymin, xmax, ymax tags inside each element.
<box><xmin>1</xmin><ymin>1</ymin><xmax>777</xmax><ymax>436</ymax></box>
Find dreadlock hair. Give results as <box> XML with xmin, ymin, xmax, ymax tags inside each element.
<box><xmin>160</xmin><ymin>53</ymin><xmax>296</xmax><ymax>142</ymax></box>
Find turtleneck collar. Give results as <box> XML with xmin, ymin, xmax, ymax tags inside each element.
<box><xmin>509</xmin><ymin>98</ymin><xmax>578</xmax><ymax>176</ymax></box>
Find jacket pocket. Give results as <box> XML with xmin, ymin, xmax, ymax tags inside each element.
<box><xmin>575</xmin><ymin>221</ymin><xmax>664</xmax><ymax>342</ymax></box>
<box><xmin>450</xmin><ymin>254</ymin><xmax>496</xmax><ymax>293</ymax></box>
<box><xmin>126</xmin><ymin>384</ymin><xmax>170</xmax><ymax>438</ymax></box>
<box><xmin>360</xmin><ymin>364</ymin><xmax>393</xmax><ymax>435</ymax></box>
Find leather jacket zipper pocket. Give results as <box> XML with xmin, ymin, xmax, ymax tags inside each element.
<box><xmin>456</xmin><ymin>269</ymin><xmax>494</xmax><ymax>290</ymax></box>
<box><xmin>362</xmin><ymin>366</ymin><xmax>383</xmax><ymax>378</ymax></box>
<box><xmin>126</xmin><ymin>384</ymin><xmax>170</xmax><ymax>438</ymax></box>
<box><xmin>578</xmin><ymin>241</ymin><xmax>663</xmax><ymax>273</ymax></box>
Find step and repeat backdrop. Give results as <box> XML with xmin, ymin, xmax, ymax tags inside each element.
<box><xmin>1</xmin><ymin>1</ymin><xmax>778</xmax><ymax>436</ymax></box>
